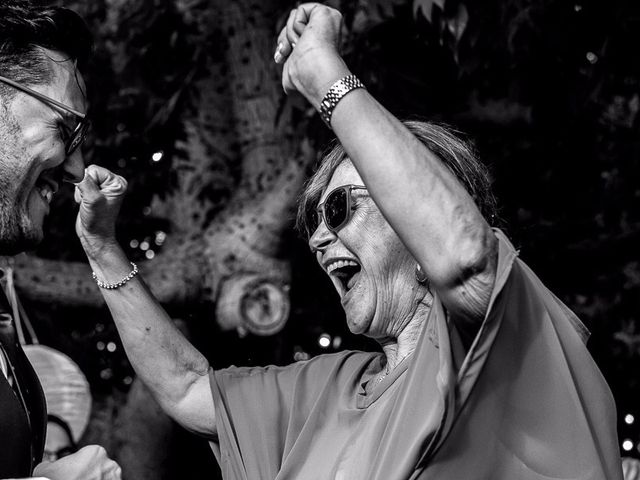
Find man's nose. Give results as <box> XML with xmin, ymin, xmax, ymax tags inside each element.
<box><xmin>62</xmin><ymin>149</ymin><xmax>85</xmax><ymax>183</ymax></box>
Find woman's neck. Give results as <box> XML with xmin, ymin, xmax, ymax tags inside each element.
<box><xmin>375</xmin><ymin>291</ymin><xmax>433</xmax><ymax>376</ymax></box>
<box><xmin>380</xmin><ymin>312</ymin><xmax>425</xmax><ymax>371</ymax></box>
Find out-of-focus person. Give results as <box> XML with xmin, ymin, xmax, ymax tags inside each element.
<box><xmin>22</xmin><ymin>345</ymin><xmax>92</xmax><ymax>462</ymax></box>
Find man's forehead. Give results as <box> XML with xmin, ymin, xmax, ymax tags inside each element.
<box><xmin>39</xmin><ymin>48</ymin><xmax>88</xmax><ymax>112</ymax></box>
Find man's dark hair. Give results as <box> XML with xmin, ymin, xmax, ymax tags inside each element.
<box><xmin>0</xmin><ymin>0</ymin><xmax>92</xmax><ymax>93</ymax></box>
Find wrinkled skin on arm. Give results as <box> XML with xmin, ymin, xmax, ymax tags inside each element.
<box><xmin>74</xmin><ymin>165</ymin><xmax>216</xmax><ymax>438</ymax></box>
<box><xmin>276</xmin><ymin>4</ymin><xmax>497</xmax><ymax>326</ymax></box>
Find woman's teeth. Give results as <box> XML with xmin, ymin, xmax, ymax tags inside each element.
<box><xmin>327</xmin><ymin>259</ymin><xmax>359</xmax><ymax>274</ymax></box>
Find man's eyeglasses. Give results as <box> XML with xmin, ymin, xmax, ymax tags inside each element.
<box><xmin>313</xmin><ymin>184</ymin><xmax>368</xmax><ymax>235</ymax></box>
<box><xmin>43</xmin><ymin>445</ymin><xmax>77</xmax><ymax>463</ymax></box>
<box><xmin>0</xmin><ymin>74</ymin><xmax>90</xmax><ymax>156</ymax></box>
<box><xmin>43</xmin><ymin>413</ymin><xmax>78</xmax><ymax>462</ymax></box>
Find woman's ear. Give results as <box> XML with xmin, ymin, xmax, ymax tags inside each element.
<box><xmin>415</xmin><ymin>262</ymin><xmax>429</xmax><ymax>286</ymax></box>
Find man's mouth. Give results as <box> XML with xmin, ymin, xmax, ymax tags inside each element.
<box><xmin>326</xmin><ymin>259</ymin><xmax>362</xmax><ymax>294</ymax></box>
<box><xmin>34</xmin><ymin>174</ymin><xmax>59</xmax><ymax>205</ymax></box>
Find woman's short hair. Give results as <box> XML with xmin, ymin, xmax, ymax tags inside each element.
<box><xmin>296</xmin><ymin>120</ymin><xmax>499</xmax><ymax>239</ymax></box>
<box><xmin>0</xmin><ymin>0</ymin><xmax>92</xmax><ymax>94</ymax></box>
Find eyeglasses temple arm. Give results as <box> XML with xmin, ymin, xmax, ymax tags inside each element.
<box><xmin>0</xmin><ymin>75</ymin><xmax>86</xmax><ymax>119</ymax></box>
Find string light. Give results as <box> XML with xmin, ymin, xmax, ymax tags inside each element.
<box><xmin>155</xmin><ymin>231</ymin><xmax>166</xmax><ymax>245</ymax></box>
<box><xmin>145</xmin><ymin>250</ymin><xmax>155</xmax><ymax>259</ymax></box>
<box><xmin>293</xmin><ymin>347</ymin><xmax>310</xmax><ymax>362</ymax></box>
<box><xmin>623</xmin><ymin>440</ymin><xmax>634</xmax><ymax>452</ymax></box>
<box><xmin>129</xmin><ymin>239</ymin><xmax>139</xmax><ymax>248</ymax></box>
<box><xmin>318</xmin><ymin>333</ymin><xmax>331</xmax><ymax>348</ymax></box>
<box><xmin>106</xmin><ymin>342</ymin><xmax>117</xmax><ymax>353</ymax></box>
<box><xmin>625</xmin><ymin>414</ymin><xmax>635</xmax><ymax>425</ymax></box>
<box><xmin>152</xmin><ymin>151</ymin><xmax>164</xmax><ymax>162</ymax></box>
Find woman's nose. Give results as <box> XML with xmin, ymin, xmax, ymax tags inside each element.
<box><xmin>309</xmin><ymin>220</ymin><xmax>337</xmax><ymax>253</ymax></box>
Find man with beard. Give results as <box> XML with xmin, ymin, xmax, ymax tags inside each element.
<box><xmin>0</xmin><ymin>1</ymin><xmax>121</xmax><ymax>479</ymax></box>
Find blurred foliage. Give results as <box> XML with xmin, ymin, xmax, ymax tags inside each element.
<box><xmin>24</xmin><ymin>0</ymin><xmax>640</xmax><ymax>462</ymax></box>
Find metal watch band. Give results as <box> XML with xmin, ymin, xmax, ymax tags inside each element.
<box><xmin>319</xmin><ymin>74</ymin><xmax>365</xmax><ymax>127</ymax></box>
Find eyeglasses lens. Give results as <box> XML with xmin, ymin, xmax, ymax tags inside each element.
<box><xmin>65</xmin><ymin>120</ymin><xmax>90</xmax><ymax>156</ymax></box>
<box><xmin>44</xmin><ymin>446</ymin><xmax>76</xmax><ymax>462</ymax></box>
<box><xmin>325</xmin><ymin>187</ymin><xmax>348</xmax><ymax>231</ymax></box>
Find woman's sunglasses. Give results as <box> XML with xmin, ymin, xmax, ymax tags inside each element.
<box><xmin>0</xmin><ymin>74</ymin><xmax>90</xmax><ymax>157</ymax></box>
<box><xmin>312</xmin><ymin>184</ymin><xmax>368</xmax><ymax>235</ymax></box>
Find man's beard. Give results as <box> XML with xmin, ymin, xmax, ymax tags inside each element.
<box><xmin>0</xmin><ymin>111</ymin><xmax>41</xmax><ymax>256</ymax></box>
<box><xmin>0</xmin><ymin>186</ymin><xmax>40</xmax><ymax>256</ymax></box>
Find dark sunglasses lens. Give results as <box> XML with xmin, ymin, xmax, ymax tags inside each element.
<box><xmin>306</xmin><ymin>210</ymin><xmax>319</xmax><ymax>238</ymax></box>
<box><xmin>325</xmin><ymin>187</ymin><xmax>348</xmax><ymax>231</ymax></box>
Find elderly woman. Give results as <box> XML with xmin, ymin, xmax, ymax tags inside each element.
<box><xmin>75</xmin><ymin>3</ymin><xmax>623</xmax><ymax>479</ymax></box>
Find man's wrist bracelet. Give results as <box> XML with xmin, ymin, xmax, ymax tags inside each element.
<box><xmin>92</xmin><ymin>262</ymin><xmax>138</xmax><ymax>290</ymax></box>
<box><xmin>319</xmin><ymin>74</ymin><xmax>365</xmax><ymax>128</ymax></box>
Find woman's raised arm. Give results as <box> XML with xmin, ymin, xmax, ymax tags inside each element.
<box><xmin>74</xmin><ymin>165</ymin><xmax>216</xmax><ymax>438</ymax></box>
<box><xmin>276</xmin><ymin>4</ymin><xmax>498</xmax><ymax>323</ymax></box>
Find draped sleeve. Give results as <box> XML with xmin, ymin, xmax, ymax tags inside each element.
<box><xmin>209</xmin><ymin>351</ymin><xmax>379</xmax><ymax>480</ymax></box>
<box><xmin>208</xmin><ymin>229</ymin><xmax>623</xmax><ymax>480</ymax></box>
<box><xmin>412</xmin><ymin>229</ymin><xmax>622</xmax><ymax>479</ymax></box>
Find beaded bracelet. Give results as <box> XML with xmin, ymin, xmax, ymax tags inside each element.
<box><xmin>92</xmin><ymin>262</ymin><xmax>138</xmax><ymax>290</ymax></box>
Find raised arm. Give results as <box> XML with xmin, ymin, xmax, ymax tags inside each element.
<box><xmin>276</xmin><ymin>4</ymin><xmax>497</xmax><ymax>323</ymax></box>
<box><xmin>74</xmin><ymin>166</ymin><xmax>216</xmax><ymax>438</ymax></box>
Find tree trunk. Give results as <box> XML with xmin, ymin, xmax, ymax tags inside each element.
<box><xmin>16</xmin><ymin>0</ymin><xmax>311</xmax><ymax>332</ymax></box>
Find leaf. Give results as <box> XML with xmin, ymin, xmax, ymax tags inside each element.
<box><xmin>413</xmin><ymin>0</ymin><xmax>446</xmax><ymax>23</ymax></box>
<box><xmin>446</xmin><ymin>3</ymin><xmax>468</xmax><ymax>43</ymax></box>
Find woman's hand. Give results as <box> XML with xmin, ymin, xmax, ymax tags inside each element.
<box><xmin>33</xmin><ymin>445</ymin><xmax>121</xmax><ymax>480</ymax></box>
<box><xmin>74</xmin><ymin>165</ymin><xmax>127</xmax><ymax>258</ymax></box>
<box><xmin>274</xmin><ymin>3</ymin><xmax>350</xmax><ymax>107</ymax></box>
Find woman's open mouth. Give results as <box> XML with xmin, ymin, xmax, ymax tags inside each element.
<box><xmin>326</xmin><ymin>259</ymin><xmax>362</xmax><ymax>295</ymax></box>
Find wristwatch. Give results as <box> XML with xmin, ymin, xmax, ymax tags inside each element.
<box><xmin>319</xmin><ymin>74</ymin><xmax>365</xmax><ymax>127</ymax></box>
